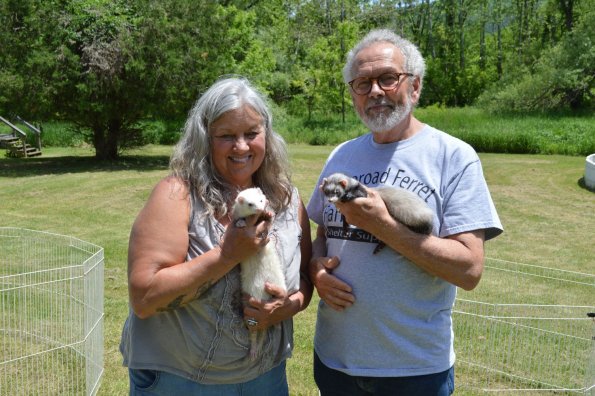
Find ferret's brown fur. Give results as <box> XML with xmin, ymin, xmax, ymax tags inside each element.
<box><xmin>322</xmin><ymin>173</ymin><xmax>434</xmax><ymax>253</ymax></box>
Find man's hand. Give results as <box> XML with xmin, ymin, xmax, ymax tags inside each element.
<box><xmin>334</xmin><ymin>187</ymin><xmax>392</xmax><ymax>235</ymax></box>
<box><xmin>310</xmin><ymin>256</ymin><xmax>355</xmax><ymax>311</ymax></box>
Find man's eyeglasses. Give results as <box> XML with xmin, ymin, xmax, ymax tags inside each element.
<box><xmin>348</xmin><ymin>72</ymin><xmax>413</xmax><ymax>95</ymax></box>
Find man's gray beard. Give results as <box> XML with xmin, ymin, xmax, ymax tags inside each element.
<box><xmin>362</xmin><ymin>98</ymin><xmax>412</xmax><ymax>133</ymax></box>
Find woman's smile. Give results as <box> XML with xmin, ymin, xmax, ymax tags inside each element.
<box><xmin>210</xmin><ymin>105</ymin><xmax>266</xmax><ymax>189</ymax></box>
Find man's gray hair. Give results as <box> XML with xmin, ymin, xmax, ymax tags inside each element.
<box><xmin>343</xmin><ymin>29</ymin><xmax>426</xmax><ymax>88</ymax></box>
<box><xmin>169</xmin><ymin>77</ymin><xmax>292</xmax><ymax>218</ymax></box>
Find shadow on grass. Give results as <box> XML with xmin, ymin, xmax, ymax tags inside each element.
<box><xmin>0</xmin><ymin>154</ymin><xmax>170</xmax><ymax>177</ymax></box>
<box><xmin>577</xmin><ymin>177</ymin><xmax>595</xmax><ymax>193</ymax></box>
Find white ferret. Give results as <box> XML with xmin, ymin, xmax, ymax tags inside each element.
<box><xmin>231</xmin><ymin>187</ymin><xmax>286</xmax><ymax>360</ymax></box>
<box><xmin>321</xmin><ymin>172</ymin><xmax>434</xmax><ymax>253</ymax></box>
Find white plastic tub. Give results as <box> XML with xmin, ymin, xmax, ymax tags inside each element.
<box><xmin>585</xmin><ymin>154</ymin><xmax>595</xmax><ymax>191</ymax></box>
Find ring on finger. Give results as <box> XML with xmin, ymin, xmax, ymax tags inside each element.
<box><xmin>246</xmin><ymin>317</ymin><xmax>258</xmax><ymax>327</ymax></box>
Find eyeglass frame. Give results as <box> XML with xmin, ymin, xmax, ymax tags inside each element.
<box><xmin>348</xmin><ymin>72</ymin><xmax>414</xmax><ymax>95</ymax></box>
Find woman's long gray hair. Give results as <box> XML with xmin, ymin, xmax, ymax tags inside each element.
<box><xmin>169</xmin><ymin>77</ymin><xmax>292</xmax><ymax>219</ymax></box>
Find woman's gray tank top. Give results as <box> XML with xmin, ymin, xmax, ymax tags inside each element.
<box><xmin>120</xmin><ymin>187</ymin><xmax>302</xmax><ymax>384</ymax></box>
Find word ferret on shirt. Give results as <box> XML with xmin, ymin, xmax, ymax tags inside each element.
<box><xmin>350</xmin><ymin>168</ymin><xmax>436</xmax><ymax>203</ymax></box>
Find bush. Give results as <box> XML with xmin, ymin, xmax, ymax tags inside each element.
<box><xmin>139</xmin><ymin>120</ymin><xmax>183</xmax><ymax>145</ymax></box>
<box><xmin>21</xmin><ymin>107</ymin><xmax>595</xmax><ymax>157</ymax></box>
<box><xmin>275</xmin><ymin>106</ymin><xmax>367</xmax><ymax>146</ymax></box>
<box><xmin>39</xmin><ymin>122</ymin><xmax>85</xmax><ymax>147</ymax></box>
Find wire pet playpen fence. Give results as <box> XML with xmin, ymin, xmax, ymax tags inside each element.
<box><xmin>0</xmin><ymin>227</ymin><xmax>104</xmax><ymax>395</ymax></box>
<box><xmin>454</xmin><ymin>258</ymin><xmax>595</xmax><ymax>394</ymax></box>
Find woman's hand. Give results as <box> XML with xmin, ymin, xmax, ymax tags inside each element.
<box><xmin>219</xmin><ymin>212</ymin><xmax>273</xmax><ymax>264</ymax></box>
<box><xmin>242</xmin><ymin>282</ymin><xmax>291</xmax><ymax>330</ymax></box>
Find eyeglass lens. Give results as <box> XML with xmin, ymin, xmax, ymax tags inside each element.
<box><xmin>350</xmin><ymin>73</ymin><xmax>407</xmax><ymax>95</ymax></box>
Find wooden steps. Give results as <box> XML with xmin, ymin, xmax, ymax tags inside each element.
<box><xmin>1</xmin><ymin>138</ymin><xmax>42</xmax><ymax>157</ymax></box>
<box><xmin>0</xmin><ymin>116</ymin><xmax>42</xmax><ymax>157</ymax></box>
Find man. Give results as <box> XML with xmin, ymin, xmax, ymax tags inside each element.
<box><xmin>306</xmin><ymin>29</ymin><xmax>503</xmax><ymax>395</ymax></box>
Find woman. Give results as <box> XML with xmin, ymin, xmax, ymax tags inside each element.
<box><xmin>120</xmin><ymin>77</ymin><xmax>312</xmax><ymax>395</ymax></box>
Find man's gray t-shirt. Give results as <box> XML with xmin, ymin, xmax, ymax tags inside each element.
<box><xmin>307</xmin><ymin>125</ymin><xmax>502</xmax><ymax>377</ymax></box>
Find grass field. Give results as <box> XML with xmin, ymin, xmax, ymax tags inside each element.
<box><xmin>1</xmin><ymin>144</ymin><xmax>594</xmax><ymax>395</ymax></box>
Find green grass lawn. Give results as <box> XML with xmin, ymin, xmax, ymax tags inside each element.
<box><xmin>1</xmin><ymin>144</ymin><xmax>594</xmax><ymax>395</ymax></box>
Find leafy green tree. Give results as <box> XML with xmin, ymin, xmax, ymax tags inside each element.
<box><xmin>1</xmin><ymin>0</ymin><xmax>592</xmax><ymax>149</ymax></box>
<box><xmin>133</xmin><ymin>1</ymin><xmax>258</xmax><ymax>119</ymax></box>
<box><xmin>0</xmin><ymin>0</ymin><xmax>55</xmax><ymax>118</ymax></box>
<box><xmin>1</xmin><ymin>0</ymin><xmax>260</xmax><ymax>159</ymax></box>
<box><xmin>274</xmin><ymin>0</ymin><xmax>360</xmax><ymax>119</ymax></box>
<box><xmin>476</xmin><ymin>8</ymin><xmax>594</xmax><ymax>112</ymax></box>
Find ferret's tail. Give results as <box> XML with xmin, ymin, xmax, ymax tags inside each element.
<box><xmin>249</xmin><ymin>331</ymin><xmax>262</xmax><ymax>361</ymax></box>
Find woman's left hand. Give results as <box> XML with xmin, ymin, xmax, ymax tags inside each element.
<box><xmin>243</xmin><ymin>283</ymin><xmax>290</xmax><ymax>330</ymax></box>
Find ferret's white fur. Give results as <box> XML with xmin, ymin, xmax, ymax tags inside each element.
<box><xmin>232</xmin><ymin>187</ymin><xmax>286</xmax><ymax>360</ymax></box>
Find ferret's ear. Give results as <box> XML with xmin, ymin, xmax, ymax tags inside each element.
<box><xmin>237</xmin><ymin>196</ymin><xmax>245</xmax><ymax>204</ymax></box>
<box><xmin>340</xmin><ymin>179</ymin><xmax>348</xmax><ymax>188</ymax></box>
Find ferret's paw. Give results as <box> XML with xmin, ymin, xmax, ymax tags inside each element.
<box><xmin>373</xmin><ymin>241</ymin><xmax>386</xmax><ymax>254</ymax></box>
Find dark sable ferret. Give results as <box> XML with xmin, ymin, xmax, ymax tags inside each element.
<box><xmin>321</xmin><ymin>173</ymin><xmax>434</xmax><ymax>252</ymax></box>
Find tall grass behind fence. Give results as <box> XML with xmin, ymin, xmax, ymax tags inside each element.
<box><xmin>421</xmin><ymin>107</ymin><xmax>595</xmax><ymax>156</ymax></box>
<box><xmin>4</xmin><ymin>107</ymin><xmax>593</xmax><ymax>156</ymax></box>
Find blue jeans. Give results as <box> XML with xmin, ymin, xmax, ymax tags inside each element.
<box><xmin>314</xmin><ymin>352</ymin><xmax>454</xmax><ymax>396</ymax></box>
<box><xmin>129</xmin><ymin>361</ymin><xmax>288</xmax><ymax>396</ymax></box>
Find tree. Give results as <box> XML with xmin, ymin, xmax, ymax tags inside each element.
<box><xmin>51</xmin><ymin>1</ymin><xmax>145</xmax><ymax>159</ymax></box>
<box><xmin>1</xmin><ymin>0</ymin><xmax>592</xmax><ymax>143</ymax></box>
<box><xmin>558</xmin><ymin>0</ymin><xmax>576</xmax><ymax>31</ymax></box>
<box><xmin>476</xmin><ymin>8</ymin><xmax>594</xmax><ymax>113</ymax></box>
<box><xmin>275</xmin><ymin>0</ymin><xmax>358</xmax><ymax>118</ymax></box>
<box><xmin>0</xmin><ymin>0</ymin><xmax>56</xmax><ymax>118</ymax></box>
<box><xmin>0</xmin><ymin>0</ymin><xmax>261</xmax><ymax>159</ymax></box>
